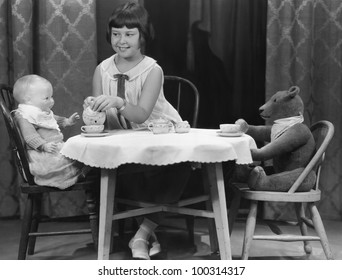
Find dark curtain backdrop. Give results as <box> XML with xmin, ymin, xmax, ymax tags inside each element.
<box><xmin>189</xmin><ymin>0</ymin><xmax>267</xmax><ymax>128</ymax></box>
<box><xmin>144</xmin><ymin>0</ymin><xmax>267</xmax><ymax>129</ymax></box>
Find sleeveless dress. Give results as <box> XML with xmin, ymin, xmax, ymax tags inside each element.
<box><xmin>99</xmin><ymin>54</ymin><xmax>182</xmax><ymax>129</ymax></box>
<box><xmin>98</xmin><ymin>55</ymin><xmax>190</xmax><ymax>206</ymax></box>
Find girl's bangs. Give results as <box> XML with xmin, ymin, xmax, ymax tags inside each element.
<box><xmin>111</xmin><ymin>12</ymin><xmax>139</xmax><ymax>29</ymax></box>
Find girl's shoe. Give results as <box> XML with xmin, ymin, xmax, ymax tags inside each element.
<box><xmin>149</xmin><ymin>240</ymin><xmax>161</xmax><ymax>257</ymax></box>
<box><xmin>128</xmin><ymin>238</ymin><xmax>150</xmax><ymax>260</ymax></box>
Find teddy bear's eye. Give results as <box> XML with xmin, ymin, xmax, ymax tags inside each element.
<box><xmin>273</xmin><ymin>99</ymin><xmax>277</xmax><ymax>102</ymax></box>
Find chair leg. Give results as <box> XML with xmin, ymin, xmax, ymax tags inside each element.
<box><xmin>85</xmin><ymin>190</ymin><xmax>99</xmax><ymax>250</ymax></box>
<box><xmin>18</xmin><ymin>194</ymin><xmax>34</xmax><ymax>260</ymax></box>
<box><xmin>241</xmin><ymin>201</ymin><xmax>258</xmax><ymax>260</ymax></box>
<box><xmin>308</xmin><ymin>202</ymin><xmax>334</xmax><ymax>260</ymax></box>
<box><xmin>294</xmin><ymin>202</ymin><xmax>312</xmax><ymax>254</ymax></box>
<box><xmin>228</xmin><ymin>186</ymin><xmax>241</xmax><ymax>235</ymax></box>
<box><xmin>27</xmin><ymin>194</ymin><xmax>42</xmax><ymax>255</ymax></box>
<box><xmin>185</xmin><ymin>216</ymin><xmax>195</xmax><ymax>246</ymax></box>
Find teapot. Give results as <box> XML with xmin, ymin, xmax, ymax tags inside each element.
<box><xmin>82</xmin><ymin>106</ymin><xmax>106</xmax><ymax>126</ymax></box>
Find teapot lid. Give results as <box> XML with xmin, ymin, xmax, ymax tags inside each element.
<box><xmin>84</xmin><ymin>106</ymin><xmax>105</xmax><ymax>116</ymax></box>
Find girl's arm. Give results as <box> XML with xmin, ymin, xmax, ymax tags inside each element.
<box><xmin>91</xmin><ymin>66</ymin><xmax>162</xmax><ymax>124</ymax></box>
<box><xmin>121</xmin><ymin>66</ymin><xmax>162</xmax><ymax>123</ymax></box>
<box><xmin>92</xmin><ymin>64</ymin><xmax>103</xmax><ymax>98</ymax></box>
<box><xmin>83</xmin><ymin>65</ymin><xmax>103</xmax><ymax>108</ymax></box>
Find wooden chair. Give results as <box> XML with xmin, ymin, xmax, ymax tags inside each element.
<box><xmin>162</xmin><ymin>75</ymin><xmax>200</xmax><ymax>245</ymax></box>
<box><xmin>163</xmin><ymin>75</ymin><xmax>199</xmax><ymax>128</ymax></box>
<box><xmin>228</xmin><ymin>120</ymin><xmax>334</xmax><ymax>259</ymax></box>
<box><xmin>0</xmin><ymin>85</ymin><xmax>100</xmax><ymax>260</ymax></box>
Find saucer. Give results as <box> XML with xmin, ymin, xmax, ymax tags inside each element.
<box><xmin>217</xmin><ymin>131</ymin><xmax>244</xmax><ymax>137</ymax></box>
<box><xmin>81</xmin><ymin>132</ymin><xmax>109</xmax><ymax>137</ymax></box>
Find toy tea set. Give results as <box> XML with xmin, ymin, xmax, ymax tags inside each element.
<box><xmin>81</xmin><ymin>106</ymin><xmax>190</xmax><ymax>135</ymax></box>
<box><xmin>148</xmin><ymin>118</ymin><xmax>190</xmax><ymax>134</ymax></box>
<box><xmin>81</xmin><ymin>106</ymin><xmax>107</xmax><ymax>136</ymax></box>
<box><xmin>217</xmin><ymin>123</ymin><xmax>245</xmax><ymax>137</ymax></box>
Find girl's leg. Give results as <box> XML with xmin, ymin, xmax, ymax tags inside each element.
<box><xmin>129</xmin><ymin>218</ymin><xmax>158</xmax><ymax>259</ymax></box>
<box><xmin>117</xmin><ymin>163</ymin><xmax>192</xmax><ymax>259</ymax></box>
<box><xmin>149</xmin><ymin>230</ymin><xmax>161</xmax><ymax>256</ymax></box>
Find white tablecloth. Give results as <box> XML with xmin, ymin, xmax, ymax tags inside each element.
<box><xmin>60</xmin><ymin>128</ymin><xmax>257</xmax><ymax>169</ymax></box>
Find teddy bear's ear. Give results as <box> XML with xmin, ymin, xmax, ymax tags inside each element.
<box><xmin>288</xmin><ymin>86</ymin><xmax>300</xmax><ymax>99</ymax></box>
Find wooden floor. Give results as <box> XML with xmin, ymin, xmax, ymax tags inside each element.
<box><xmin>1</xmin><ymin>216</ymin><xmax>341</xmax><ymax>260</ymax></box>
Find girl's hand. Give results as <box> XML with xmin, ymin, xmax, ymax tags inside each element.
<box><xmin>90</xmin><ymin>95</ymin><xmax>121</xmax><ymax>112</ymax></box>
<box><xmin>67</xmin><ymin>112</ymin><xmax>80</xmax><ymax>126</ymax></box>
<box><xmin>41</xmin><ymin>142</ymin><xmax>58</xmax><ymax>153</ymax></box>
<box><xmin>83</xmin><ymin>96</ymin><xmax>96</xmax><ymax>109</ymax></box>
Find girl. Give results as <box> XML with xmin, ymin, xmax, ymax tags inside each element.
<box><xmin>13</xmin><ymin>74</ymin><xmax>90</xmax><ymax>189</ymax></box>
<box><xmin>84</xmin><ymin>2</ymin><xmax>191</xmax><ymax>259</ymax></box>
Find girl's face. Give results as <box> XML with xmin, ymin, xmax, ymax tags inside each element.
<box><xmin>111</xmin><ymin>26</ymin><xmax>141</xmax><ymax>60</ymax></box>
<box><xmin>27</xmin><ymin>82</ymin><xmax>54</xmax><ymax>113</ymax></box>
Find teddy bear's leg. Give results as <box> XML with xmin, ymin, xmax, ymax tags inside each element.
<box><xmin>248</xmin><ymin>167</ymin><xmax>316</xmax><ymax>192</ymax></box>
<box><xmin>232</xmin><ymin>164</ymin><xmax>255</xmax><ymax>183</ymax></box>
<box><xmin>247</xmin><ymin>166</ymin><xmax>268</xmax><ymax>190</ymax></box>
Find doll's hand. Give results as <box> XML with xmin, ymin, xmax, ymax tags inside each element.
<box><xmin>41</xmin><ymin>142</ymin><xmax>59</xmax><ymax>153</ymax></box>
<box><xmin>67</xmin><ymin>112</ymin><xmax>80</xmax><ymax>126</ymax></box>
<box><xmin>90</xmin><ymin>95</ymin><xmax>121</xmax><ymax>112</ymax></box>
<box><xmin>235</xmin><ymin>119</ymin><xmax>249</xmax><ymax>133</ymax></box>
<box><xmin>83</xmin><ymin>96</ymin><xmax>96</xmax><ymax>109</ymax></box>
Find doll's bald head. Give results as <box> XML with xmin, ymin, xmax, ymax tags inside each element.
<box><xmin>13</xmin><ymin>75</ymin><xmax>52</xmax><ymax>104</ymax></box>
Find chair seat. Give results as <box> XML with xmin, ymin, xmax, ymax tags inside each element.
<box><xmin>20</xmin><ymin>177</ymin><xmax>99</xmax><ymax>194</ymax></box>
<box><xmin>233</xmin><ymin>183</ymin><xmax>321</xmax><ymax>202</ymax></box>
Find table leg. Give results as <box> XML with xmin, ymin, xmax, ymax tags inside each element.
<box><xmin>98</xmin><ymin>168</ymin><xmax>117</xmax><ymax>260</ymax></box>
<box><xmin>205</xmin><ymin>163</ymin><xmax>232</xmax><ymax>260</ymax></box>
<box><xmin>202</xmin><ymin>168</ymin><xmax>219</xmax><ymax>254</ymax></box>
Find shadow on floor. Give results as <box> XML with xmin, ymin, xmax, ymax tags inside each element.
<box><xmin>1</xmin><ymin>216</ymin><xmax>341</xmax><ymax>260</ymax></box>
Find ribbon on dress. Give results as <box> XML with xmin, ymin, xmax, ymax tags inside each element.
<box><xmin>114</xmin><ymin>74</ymin><xmax>130</xmax><ymax>129</ymax></box>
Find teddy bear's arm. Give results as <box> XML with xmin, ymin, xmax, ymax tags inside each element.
<box><xmin>247</xmin><ymin>125</ymin><xmax>272</xmax><ymax>142</ymax></box>
<box><xmin>251</xmin><ymin>124</ymin><xmax>311</xmax><ymax>161</ymax></box>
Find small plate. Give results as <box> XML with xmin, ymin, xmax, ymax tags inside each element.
<box><xmin>217</xmin><ymin>131</ymin><xmax>244</xmax><ymax>137</ymax></box>
<box><xmin>81</xmin><ymin>132</ymin><xmax>109</xmax><ymax>137</ymax></box>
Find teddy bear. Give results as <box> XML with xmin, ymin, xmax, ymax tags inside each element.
<box><xmin>235</xmin><ymin>86</ymin><xmax>316</xmax><ymax>192</ymax></box>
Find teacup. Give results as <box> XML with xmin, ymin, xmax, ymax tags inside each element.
<box><xmin>175</xmin><ymin>121</ymin><xmax>190</xmax><ymax>133</ymax></box>
<box><xmin>81</xmin><ymin>124</ymin><xmax>104</xmax><ymax>134</ymax></box>
<box><xmin>148</xmin><ymin>120</ymin><xmax>173</xmax><ymax>134</ymax></box>
<box><xmin>219</xmin><ymin>124</ymin><xmax>241</xmax><ymax>133</ymax></box>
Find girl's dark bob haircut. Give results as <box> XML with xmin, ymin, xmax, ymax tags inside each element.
<box><xmin>106</xmin><ymin>2</ymin><xmax>154</xmax><ymax>48</ymax></box>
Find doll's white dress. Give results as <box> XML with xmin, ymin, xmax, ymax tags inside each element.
<box><xmin>14</xmin><ymin>105</ymin><xmax>86</xmax><ymax>189</ymax></box>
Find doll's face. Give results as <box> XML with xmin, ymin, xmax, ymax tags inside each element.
<box><xmin>27</xmin><ymin>81</ymin><xmax>54</xmax><ymax>113</ymax></box>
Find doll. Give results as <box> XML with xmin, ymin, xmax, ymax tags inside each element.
<box><xmin>13</xmin><ymin>74</ymin><xmax>90</xmax><ymax>189</ymax></box>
